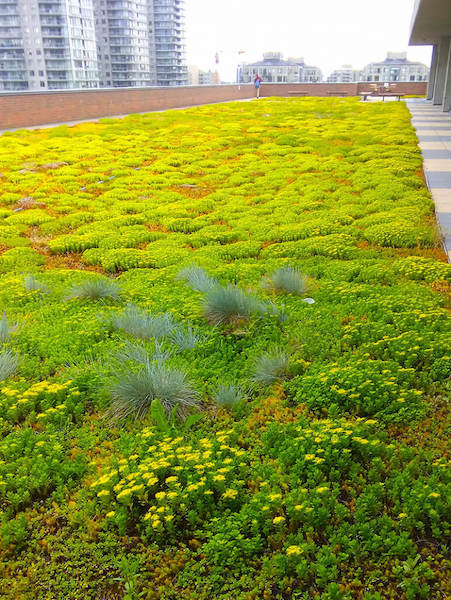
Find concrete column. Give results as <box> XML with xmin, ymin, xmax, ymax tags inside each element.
<box><xmin>443</xmin><ymin>45</ymin><xmax>451</xmax><ymax>112</ymax></box>
<box><xmin>433</xmin><ymin>36</ymin><xmax>451</xmax><ymax>105</ymax></box>
<box><xmin>427</xmin><ymin>45</ymin><xmax>438</xmax><ymax>100</ymax></box>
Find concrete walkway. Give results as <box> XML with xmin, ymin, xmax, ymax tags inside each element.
<box><xmin>407</xmin><ymin>99</ymin><xmax>451</xmax><ymax>261</ymax></box>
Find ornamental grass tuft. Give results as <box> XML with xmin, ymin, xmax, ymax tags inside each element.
<box><xmin>251</xmin><ymin>349</ymin><xmax>291</xmax><ymax>386</ymax></box>
<box><xmin>109</xmin><ymin>361</ymin><xmax>198</xmax><ymax>420</ymax></box>
<box><xmin>202</xmin><ymin>284</ymin><xmax>265</xmax><ymax>327</ymax></box>
<box><xmin>170</xmin><ymin>325</ymin><xmax>202</xmax><ymax>351</ymax></box>
<box><xmin>23</xmin><ymin>273</ymin><xmax>49</xmax><ymax>294</ymax></box>
<box><xmin>0</xmin><ymin>349</ymin><xmax>18</xmax><ymax>381</ymax></box>
<box><xmin>212</xmin><ymin>383</ymin><xmax>246</xmax><ymax>408</ymax></box>
<box><xmin>112</xmin><ymin>304</ymin><xmax>175</xmax><ymax>340</ymax></box>
<box><xmin>263</xmin><ymin>266</ymin><xmax>308</xmax><ymax>296</ymax></box>
<box><xmin>177</xmin><ymin>265</ymin><xmax>218</xmax><ymax>293</ymax></box>
<box><xmin>68</xmin><ymin>277</ymin><xmax>120</xmax><ymax>300</ymax></box>
<box><xmin>0</xmin><ymin>312</ymin><xmax>16</xmax><ymax>343</ymax></box>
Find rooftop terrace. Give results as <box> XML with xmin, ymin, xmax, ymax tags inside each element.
<box><xmin>0</xmin><ymin>97</ymin><xmax>449</xmax><ymax>599</ymax></box>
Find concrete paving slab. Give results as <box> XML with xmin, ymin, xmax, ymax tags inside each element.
<box><xmin>419</xmin><ymin>141</ymin><xmax>448</xmax><ymax>149</ymax></box>
<box><xmin>421</xmin><ymin>149</ymin><xmax>451</xmax><ymax>158</ymax></box>
<box><xmin>417</xmin><ymin>135</ymin><xmax>451</xmax><ymax>142</ymax></box>
<box><xmin>415</xmin><ymin>128</ymin><xmax>451</xmax><ymax>134</ymax></box>
<box><xmin>425</xmin><ymin>171</ymin><xmax>451</xmax><ymax>188</ymax></box>
<box><xmin>423</xmin><ymin>159</ymin><xmax>451</xmax><ymax>171</ymax></box>
<box><xmin>408</xmin><ymin>100</ymin><xmax>451</xmax><ymax>261</ymax></box>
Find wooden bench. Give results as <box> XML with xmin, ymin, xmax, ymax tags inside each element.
<box><xmin>326</xmin><ymin>91</ymin><xmax>349</xmax><ymax>97</ymax></box>
<box><xmin>360</xmin><ymin>92</ymin><xmax>406</xmax><ymax>102</ymax></box>
<box><xmin>287</xmin><ymin>91</ymin><xmax>308</xmax><ymax>96</ymax></box>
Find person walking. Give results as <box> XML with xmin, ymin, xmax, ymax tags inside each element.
<box><xmin>254</xmin><ymin>73</ymin><xmax>263</xmax><ymax>98</ymax></box>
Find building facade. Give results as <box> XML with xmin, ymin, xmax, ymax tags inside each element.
<box><xmin>327</xmin><ymin>65</ymin><xmax>361</xmax><ymax>83</ymax></box>
<box><xmin>0</xmin><ymin>0</ymin><xmax>187</xmax><ymax>90</ymax></box>
<box><xmin>95</xmin><ymin>0</ymin><xmax>152</xmax><ymax>87</ymax></box>
<box><xmin>188</xmin><ymin>65</ymin><xmax>219</xmax><ymax>86</ymax></box>
<box><xmin>152</xmin><ymin>0</ymin><xmax>186</xmax><ymax>86</ymax></box>
<box><xmin>361</xmin><ymin>52</ymin><xmax>429</xmax><ymax>83</ymax></box>
<box><xmin>1</xmin><ymin>0</ymin><xmax>99</xmax><ymax>91</ymax></box>
<box><xmin>238</xmin><ymin>52</ymin><xmax>321</xmax><ymax>84</ymax></box>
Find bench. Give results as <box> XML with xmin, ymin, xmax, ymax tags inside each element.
<box><xmin>288</xmin><ymin>91</ymin><xmax>308</xmax><ymax>96</ymax></box>
<box><xmin>326</xmin><ymin>91</ymin><xmax>349</xmax><ymax>97</ymax></box>
<box><xmin>360</xmin><ymin>92</ymin><xmax>406</xmax><ymax>102</ymax></box>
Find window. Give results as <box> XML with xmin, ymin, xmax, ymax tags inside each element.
<box><xmin>410</xmin><ymin>75</ymin><xmax>415</xmax><ymax>81</ymax></box>
<box><xmin>39</xmin><ymin>70</ymin><xmax>44</xmax><ymax>76</ymax></box>
<box><xmin>40</xmin><ymin>81</ymin><xmax>45</xmax><ymax>87</ymax></box>
<box><xmin>30</xmin><ymin>70</ymin><xmax>34</xmax><ymax>76</ymax></box>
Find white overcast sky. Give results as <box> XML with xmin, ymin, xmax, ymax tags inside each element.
<box><xmin>185</xmin><ymin>0</ymin><xmax>432</xmax><ymax>81</ymax></box>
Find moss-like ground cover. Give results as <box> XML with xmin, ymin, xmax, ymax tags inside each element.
<box><xmin>0</xmin><ymin>98</ymin><xmax>449</xmax><ymax>599</ymax></box>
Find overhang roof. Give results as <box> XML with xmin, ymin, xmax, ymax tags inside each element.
<box><xmin>409</xmin><ymin>0</ymin><xmax>451</xmax><ymax>45</ymax></box>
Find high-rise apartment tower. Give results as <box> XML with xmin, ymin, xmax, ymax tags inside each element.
<box><xmin>1</xmin><ymin>0</ymin><xmax>99</xmax><ymax>90</ymax></box>
<box><xmin>0</xmin><ymin>0</ymin><xmax>187</xmax><ymax>89</ymax></box>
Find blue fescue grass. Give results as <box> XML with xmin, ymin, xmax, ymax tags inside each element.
<box><xmin>0</xmin><ymin>312</ymin><xmax>16</xmax><ymax>344</ymax></box>
<box><xmin>263</xmin><ymin>266</ymin><xmax>308</xmax><ymax>296</ymax></box>
<box><xmin>109</xmin><ymin>361</ymin><xmax>198</xmax><ymax>420</ymax></box>
<box><xmin>67</xmin><ymin>277</ymin><xmax>120</xmax><ymax>300</ymax></box>
<box><xmin>112</xmin><ymin>304</ymin><xmax>175</xmax><ymax>340</ymax></box>
<box><xmin>0</xmin><ymin>349</ymin><xmax>18</xmax><ymax>381</ymax></box>
<box><xmin>202</xmin><ymin>284</ymin><xmax>265</xmax><ymax>327</ymax></box>
<box><xmin>177</xmin><ymin>265</ymin><xmax>218</xmax><ymax>293</ymax></box>
<box><xmin>212</xmin><ymin>383</ymin><xmax>246</xmax><ymax>408</ymax></box>
<box><xmin>251</xmin><ymin>349</ymin><xmax>291</xmax><ymax>386</ymax></box>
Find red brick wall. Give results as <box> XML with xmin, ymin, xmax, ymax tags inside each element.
<box><xmin>0</xmin><ymin>82</ymin><xmax>428</xmax><ymax>130</ymax></box>
<box><xmin>261</xmin><ymin>83</ymin><xmax>360</xmax><ymax>97</ymax></box>
<box><xmin>0</xmin><ymin>84</ymin><xmax>254</xmax><ymax>130</ymax></box>
<box><xmin>260</xmin><ymin>82</ymin><xmax>427</xmax><ymax>97</ymax></box>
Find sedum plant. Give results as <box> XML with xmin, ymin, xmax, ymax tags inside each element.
<box><xmin>263</xmin><ymin>266</ymin><xmax>308</xmax><ymax>296</ymax></box>
<box><xmin>251</xmin><ymin>349</ymin><xmax>291</xmax><ymax>386</ymax></box>
<box><xmin>109</xmin><ymin>361</ymin><xmax>198</xmax><ymax>420</ymax></box>
<box><xmin>68</xmin><ymin>277</ymin><xmax>120</xmax><ymax>300</ymax></box>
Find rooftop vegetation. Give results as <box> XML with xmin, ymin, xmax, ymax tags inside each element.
<box><xmin>0</xmin><ymin>98</ymin><xmax>449</xmax><ymax>600</ymax></box>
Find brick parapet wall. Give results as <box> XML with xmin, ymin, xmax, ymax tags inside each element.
<box><xmin>0</xmin><ymin>84</ymin><xmax>254</xmax><ymax>130</ymax></box>
<box><xmin>0</xmin><ymin>82</ymin><xmax>428</xmax><ymax>130</ymax></box>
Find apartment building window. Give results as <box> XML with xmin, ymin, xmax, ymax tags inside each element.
<box><xmin>39</xmin><ymin>70</ymin><xmax>43</xmax><ymax>76</ymax></box>
<box><xmin>30</xmin><ymin>70</ymin><xmax>34</xmax><ymax>76</ymax></box>
<box><xmin>40</xmin><ymin>81</ymin><xmax>45</xmax><ymax>86</ymax></box>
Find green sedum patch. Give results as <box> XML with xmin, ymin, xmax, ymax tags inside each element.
<box><xmin>0</xmin><ymin>98</ymin><xmax>449</xmax><ymax>600</ymax></box>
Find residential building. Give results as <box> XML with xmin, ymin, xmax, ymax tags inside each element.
<box><xmin>152</xmin><ymin>0</ymin><xmax>187</xmax><ymax>86</ymax></box>
<box><xmin>95</xmin><ymin>0</ymin><xmax>152</xmax><ymax>87</ymax></box>
<box><xmin>0</xmin><ymin>0</ymin><xmax>27</xmax><ymax>90</ymax></box>
<box><xmin>238</xmin><ymin>52</ymin><xmax>322</xmax><ymax>84</ymax></box>
<box><xmin>0</xmin><ymin>0</ymin><xmax>187</xmax><ymax>90</ymax></box>
<box><xmin>1</xmin><ymin>0</ymin><xmax>99</xmax><ymax>91</ymax></box>
<box><xmin>188</xmin><ymin>65</ymin><xmax>220</xmax><ymax>86</ymax></box>
<box><xmin>187</xmin><ymin>63</ymin><xmax>198</xmax><ymax>85</ymax></box>
<box><xmin>327</xmin><ymin>65</ymin><xmax>361</xmax><ymax>83</ymax></box>
<box><xmin>361</xmin><ymin>52</ymin><xmax>429</xmax><ymax>83</ymax></box>
<box><xmin>288</xmin><ymin>57</ymin><xmax>322</xmax><ymax>83</ymax></box>
<box><xmin>198</xmin><ymin>69</ymin><xmax>219</xmax><ymax>85</ymax></box>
